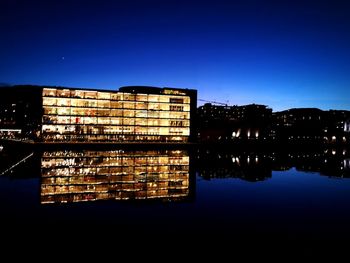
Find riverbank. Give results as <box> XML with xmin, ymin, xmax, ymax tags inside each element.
<box><xmin>1</xmin><ymin>138</ymin><xmax>348</xmax><ymax>151</ymax></box>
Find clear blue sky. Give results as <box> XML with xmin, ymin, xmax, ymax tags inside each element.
<box><xmin>1</xmin><ymin>0</ymin><xmax>350</xmax><ymax>111</ymax></box>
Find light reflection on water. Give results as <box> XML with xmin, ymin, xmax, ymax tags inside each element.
<box><xmin>0</xmin><ymin>147</ymin><xmax>349</xmax><ymax>205</ymax></box>
<box><xmin>1</xmin><ymin>147</ymin><xmax>350</xmax><ymax>249</ymax></box>
<box><xmin>40</xmin><ymin>150</ymin><xmax>191</xmax><ymax>204</ymax></box>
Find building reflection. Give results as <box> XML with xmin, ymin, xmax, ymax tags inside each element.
<box><xmin>319</xmin><ymin>149</ymin><xmax>350</xmax><ymax>178</ymax></box>
<box><xmin>195</xmin><ymin>149</ymin><xmax>272</xmax><ymax>182</ymax></box>
<box><xmin>195</xmin><ymin>148</ymin><xmax>350</xmax><ymax>181</ymax></box>
<box><xmin>1</xmin><ymin>146</ymin><xmax>349</xmax><ymax>204</ymax></box>
<box><xmin>271</xmin><ymin>148</ymin><xmax>350</xmax><ymax>178</ymax></box>
<box><xmin>41</xmin><ymin>149</ymin><xmax>192</xmax><ymax>204</ymax></box>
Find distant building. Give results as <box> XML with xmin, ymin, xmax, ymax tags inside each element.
<box><xmin>0</xmin><ymin>85</ymin><xmax>197</xmax><ymax>142</ymax></box>
<box><xmin>324</xmin><ymin>110</ymin><xmax>350</xmax><ymax>144</ymax></box>
<box><xmin>0</xmin><ymin>86</ymin><xmax>42</xmax><ymax>139</ymax></box>
<box><xmin>197</xmin><ymin>103</ymin><xmax>272</xmax><ymax>142</ymax></box>
<box><xmin>273</xmin><ymin>108</ymin><xmax>325</xmax><ymax>143</ymax></box>
<box><xmin>273</xmin><ymin>108</ymin><xmax>350</xmax><ymax>144</ymax></box>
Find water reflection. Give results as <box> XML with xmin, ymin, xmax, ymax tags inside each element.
<box><xmin>41</xmin><ymin>149</ymin><xmax>192</xmax><ymax>204</ymax></box>
<box><xmin>2</xmin><ymin>146</ymin><xmax>350</xmax><ymax>250</ymax></box>
<box><xmin>195</xmin><ymin>148</ymin><xmax>350</xmax><ymax>181</ymax></box>
<box><xmin>0</xmin><ymin>146</ymin><xmax>349</xmax><ymax>206</ymax></box>
<box><xmin>196</xmin><ymin>151</ymin><xmax>272</xmax><ymax>182</ymax></box>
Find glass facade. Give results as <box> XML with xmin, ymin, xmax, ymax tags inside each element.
<box><xmin>41</xmin><ymin>87</ymin><xmax>191</xmax><ymax>142</ymax></box>
<box><xmin>40</xmin><ymin>150</ymin><xmax>190</xmax><ymax>204</ymax></box>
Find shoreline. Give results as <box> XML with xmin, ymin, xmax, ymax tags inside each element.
<box><xmin>1</xmin><ymin>138</ymin><xmax>348</xmax><ymax>151</ymax></box>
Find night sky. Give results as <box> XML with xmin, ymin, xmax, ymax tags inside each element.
<box><xmin>1</xmin><ymin>0</ymin><xmax>350</xmax><ymax>111</ymax></box>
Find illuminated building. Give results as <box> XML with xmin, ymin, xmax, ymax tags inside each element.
<box><xmin>0</xmin><ymin>85</ymin><xmax>197</xmax><ymax>142</ymax></box>
<box><xmin>40</xmin><ymin>149</ymin><xmax>191</xmax><ymax>204</ymax></box>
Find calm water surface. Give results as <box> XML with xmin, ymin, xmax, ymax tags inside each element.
<box><xmin>1</xmin><ymin>147</ymin><xmax>349</xmax><ymax>254</ymax></box>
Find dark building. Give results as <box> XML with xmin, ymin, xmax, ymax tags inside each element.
<box><xmin>0</xmin><ymin>85</ymin><xmax>197</xmax><ymax>143</ymax></box>
<box><xmin>0</xmin><ymin>86</ymin><xmax>42</xmax><ymax>139</ymax></box>
<box><xmin>197</xmin><ymin>103</ymin><xmax>272</xmax><ymax>142</ymax></box>
<box><xmin>324</xmin><ymin>110</ymin><xmax>350</xmax><ymax>144</ymax></box>
<box><xmin>197</xmin><ymin>103</ymin><xmax>349</xmax><ymax>145</ymax></box>
<box><xmin>273</xmin><ymin>108</ymin><xmax>325</xmax><ymax>143</ymax></box>
<box><xmin>273</xmin><ymin>108</ymin><xmax>350</xmax><ymax>145</ymax></box>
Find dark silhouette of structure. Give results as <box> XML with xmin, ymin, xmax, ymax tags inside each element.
<box><xmin>197</xmin><ymin>103</ymin><xmax>272</xmax><ymax>142</ymax></box>
<box><xmin>197</xmin><ymin>103</ymin><xmax>350</xmax><ymax>145</ymax></box>
<box><xmin>0</xmin><ymin>86</ymin><xmax>42</xmax><ymax>139</ymax></box>
<box><xmin>273</xmin><ymin>108</ymin><xmax>350</xmax><ymax>145</ymax></box>
<box><xmin>273</xmin><ymin>108</ymin><xmax>325</xmax><ymax>143</ymax></box>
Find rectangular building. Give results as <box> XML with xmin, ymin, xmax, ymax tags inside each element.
<box><xmin>0</xmin><ymin>85</ymin><xmax>197</xmax><ymax>142</ymax></box>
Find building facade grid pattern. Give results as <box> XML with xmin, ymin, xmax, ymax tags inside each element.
<box><xmin>41</xmin><ymin>88</ymin><xmax>191</xmax><ymax>142</ymax></box>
